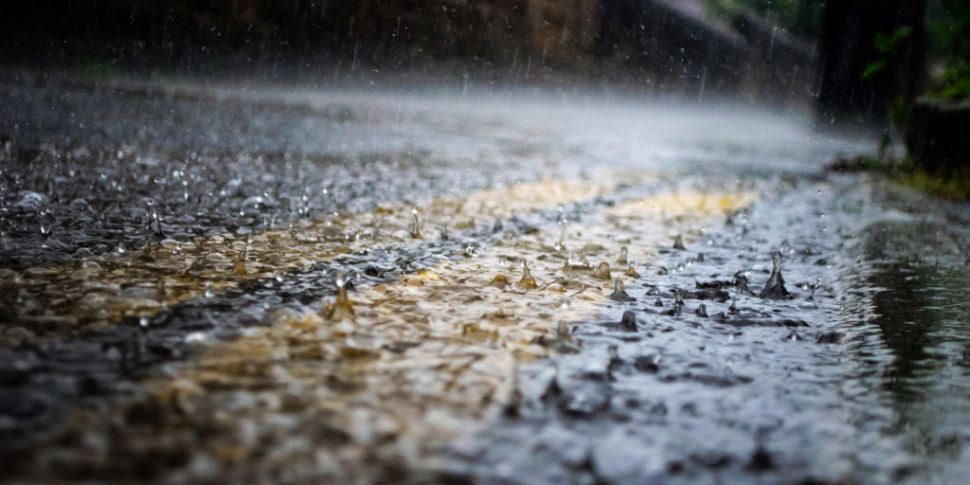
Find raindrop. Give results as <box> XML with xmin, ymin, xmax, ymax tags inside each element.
<box><xmin>610</xmin><ymin>279</ymin><xmax>635</xmax><ymax>302</ymax></box>
<box><xmin>323</xmin><ymin>271</ymin><xmax>356</xmax><ymax>321</ymax></box>
<box><xmin>564</xmin><ymin>251</ymin><xmax>591</xmax><ymax>270</ymax></box>
<box><xmin>616</xmin><ymin>246</ymin><xmax>629</xmax><ymax>265</ymax></box>
<box><xmin>594</xmin><ymin>261</ymin><xmax>611</xmax><ymax>280</ymax></box>
<box><xmin>148</xmin><ymin>211</ymin><xmax>166</xmax><ymax>239</ymax></box>
<box><xmin>555</xmin><ymin>321</ymin><xmax>571</xmax><ymax>341</ymax></box>
<box><xmin>489</xmin><ymin>274</ymin><xmax>509</xmax><ymax>289</ymax></box>
<box><xmin>234</xmin><ymin>242</ymin><xmax>249</xmax><ymax>275</ymax></box>
<box><xmin>624</xmin><ymin>263</ymin><xmax>640</xmax><ymax>278</ymax></box>
<box><xmin>619</xmin><ymin>310</ymin><xmax>638</xmax><ymax>331</ymax></box>
<box><xmin>409</xmin><ymin>209</ymin><xmax>423</xmax><ymax>239</ymax></box>
<box><xmin>673</xmin><ymin>234</ymin><xmax>686</xmax><ymax>250</ymax></box>
<box><xmin>734</xmin><ymin>271</ymin><xmax>751</xmax><ymax>293</ymax></box>
<box><xmin>759</xmin><ymin>251</ymin><xmax>790</xmax><ymax>299</ymax></box>
<box><xmin>516</xmin><ymin>260</ymin><xmax>538</xmax><ymax>290</ymax></box>
<box><xmin>554</xmin><ymin>214</ymin><xmax>568</xmax><ymax>253</ymax></box>
<box><xmin>695</xmin><ymin>304</ymin><xmax>708</xmax><ymax>318</ymax></box>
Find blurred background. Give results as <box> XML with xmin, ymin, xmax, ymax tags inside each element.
<box><xmin>1</xmin><ymin>0</ymin><xmax>967</xmax><ymax>131</ymax></box>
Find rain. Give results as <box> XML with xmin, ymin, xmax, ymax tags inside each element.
<box><xmin>1</xmin><ymin>1</ymin><xmax>970</xmax><ymax>483</ymax></box>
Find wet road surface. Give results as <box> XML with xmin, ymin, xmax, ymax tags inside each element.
<box><xmin>1</xmin><ymin>71</ymin><xmax>970</xmax><ymax>483</ymax></box>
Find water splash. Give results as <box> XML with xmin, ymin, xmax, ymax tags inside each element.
<box><xmin>233</xmin><ymin>241</ymin><xmax>249</xmax><ymax>275</ymax></box>
<box><xmin>488</xmin><ymin>274</ymin><xmax>509</xmax><ymax>289</ymax></box>
<box><xmin>554</xmin><ymin>213</ymin><xmax>568</xmax><ymax>253</ymax></box>
<box><xmin>616</xmin><ymin>246</ymin><xmax>629</xmax><ymax>265</ymax></box>
<box><xmin>673</xmin><ymin>234</ymin><xmax>686</xmax><ymax>250</ymax></box>
<box><xmin>323</xmin><ymin>271</ymin><xmax>356</xmax><ymax>321</ymax></box>
<box><xmin>624</xmin><ymin>263</ymin><xmax>640</xmax><ymax>278</ymax></box>
<box><xmin>674</xmin><ymin>288</ymin><xmax>685</xmax><ymax>307</ymax></box>
<box><xmin>619</xmin><ymin>310</ymin><xmax>638</xmax><ymax>331</ymax></box>
<box><xmin>695</xmin><ymin>303</ymin><xmax>709</xmax><ymax>318</ymax></box>
<box><xmin>759</xmin><ymin>251</ymin><xmax>790</xmax><ymax>299</ymax></box>
<box><xmin>609</xmin><ymin>278</ymin><xmax>635</xmax><ymax>302</ymax></box>
<box><xmin>409</xmin><ymin>208</ymin><xmax>423</xmax><ymax>239</ymax></box>
<box><xmin>595</xmin><ymin>261</ymin><xmax>611</xmax><ymax>280</ymax></box>
<box><xmin>516</xmin><ymin>260</ymin><xmax>538</xmax><ymax>290</ymax></box>
<box><xmin>564</xmin><ymin>251</ymin><xmax>592</xmax><ymax>271</ymax></box>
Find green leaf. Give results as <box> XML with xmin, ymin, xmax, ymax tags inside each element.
<box><xmin>862</xmin><ymin>59</ymin><xmax>888</xmax><ymax>79</ymax></box>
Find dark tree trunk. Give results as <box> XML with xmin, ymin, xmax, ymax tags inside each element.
<box><xmin>814</xmin><ymin>0</ymin><xmax>926</xmax><ymax>131</ymax></box>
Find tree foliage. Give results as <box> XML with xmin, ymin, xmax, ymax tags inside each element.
<box><xmin>703</xmin><ymin>0</ymin><xmax>821</xmax><ymax>37</ymax></box>
<box><xmin>926</xmin><ymin>0</ymin><xmax>970</xmax><ymax>100</ymax></box>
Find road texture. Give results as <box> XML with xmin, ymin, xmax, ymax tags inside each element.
<box><xmin>2</xmin><ymin>71</ymin><xmax>970</xmax><ymax>484</ymax></box>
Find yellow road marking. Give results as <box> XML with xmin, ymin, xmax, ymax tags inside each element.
<box><xmin>122</xmin><ymin>184</ymin><xmax>755</xmax><ymax>480</ymax></box>
<box><xmin>0</xmin><ymin>178</ymin><xmax>616</xmax><ymax>343</ymax></box>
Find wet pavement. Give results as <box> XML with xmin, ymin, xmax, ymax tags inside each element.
<box><xmin>1</xmin><ymin>71</ymin><xmax>969</xmax><ymax>483</ymax></box>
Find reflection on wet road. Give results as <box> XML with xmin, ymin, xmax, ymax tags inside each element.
<box><xmin>837</xmin><ymin>187</ymin><xmax>970</xmax><ymax>483</ymax></box>
<box><xmin>1</xmin><ymin>72</ymin><xmax>969</xmax><ymax>483</ymax></box>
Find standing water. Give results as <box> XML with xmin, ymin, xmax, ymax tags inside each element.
<box><xmin>0</xmin><ymin>74</ymin><xmax>968</xmax><ymax>483</ymax></box>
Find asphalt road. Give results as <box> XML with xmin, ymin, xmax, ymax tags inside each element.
<box><xmin>1</xmin><ymin>71</ymin><xmax>969</xmax><ymax>484</ymax></box>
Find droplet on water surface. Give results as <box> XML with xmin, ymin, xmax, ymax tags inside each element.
<box><xmin>594</xmin><ymin>261</ymin><xmax>611</xmax><ymax>281</ymax></box>
<box><xmin>673</xmin><ymin>234</ymin><xmax>686</xmax><ymax>250</ymax></box>
<box><xmin>759</xmin><ymin>251</ymin><xmax>790</xmax><ymax>299</ymax></box>
<box><xmin>516</xmin><ymin>260</ymin><xmax>538</xmax><ymax>290</ymax></box>
<box><xmin>323</xmin><ymin>271</ymin><xmax>356</xmax><ymax>321</ymax></box>
<box><xmin>409</xmin><ymin>209</ymin><xmax>423</xmax><ymax>239</ymax></box>
<box><xmin>564</xmin><ymin>251</ymin><xmax>591</xmax><ymax>271</ymax></box>
<box><xmin>554</xmin><ymin>223</ymin><xmax>567</xmax><ymax>253</ymax></box>
<box><xmin>609</xmin><ymin>278</ymin><xmax>635</xmax><ymax>302</ymax></box>
<box><xmin>489</xmin><ymin>274</ymin><xmax>509</xmax><ymax>289</ymax></box>
<box><xmin>695</xmin><ymin>303</ymin><xmax>708</xmax><ymax>318</ymax></box>
<box><xmin>616</xmin><ymin>246</ymin><xmax>628</xmax><ymax>265</ymax></box>
<box><xmin>624</xmin><ymin>263</ymin><xmax>640</xmax><ymax>278</ymax></box>
<box><xmin>619</xmin><ymin>310</ymin><xmax>638</xmax><ymax>331</ymax></box>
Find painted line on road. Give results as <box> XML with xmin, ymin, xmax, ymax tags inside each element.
<box><xmin>0</xmin><ymin>178</ymin><xmax>618</xmax><ymax>345</ymax></box>
<box><xmin>129</xmin><ymin>186</ymin><xmax>755</xmax><ymax>479</ymax></box>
